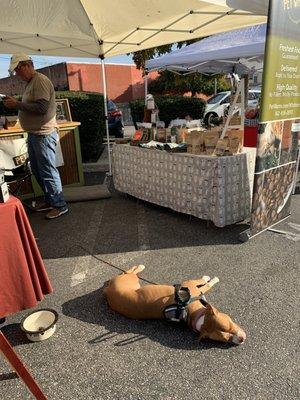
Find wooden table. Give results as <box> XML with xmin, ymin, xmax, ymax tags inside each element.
<box><xmin>0</xmin><ymin>122</ymin><xmax>84</xmax><ymax>198</ymax></box>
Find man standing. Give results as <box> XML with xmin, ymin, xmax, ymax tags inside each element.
<box><xmin>4</xmin><ymin>53</ymin><xmax>68</xmax><ymax>219</ymax></box>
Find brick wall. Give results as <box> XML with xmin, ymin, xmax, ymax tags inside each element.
<box><xmin>0</xmin><ymin>63</ymin><xmax>69</xmax><ymax>95</ymax></box>
<box><xmin>66</xmin><ymin>62</ymin><xmax>158</xmax><ymax>103</ymax></box>
<box><xmin>0</xmin><ymin>62</ymin><xmax>158</xmax><ymax>102</ymax></box>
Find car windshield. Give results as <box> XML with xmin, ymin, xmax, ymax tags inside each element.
<box><xmin>207</xmin><ymin>93</ymin><xmax>228</xmax><ymax>104</ymax></box>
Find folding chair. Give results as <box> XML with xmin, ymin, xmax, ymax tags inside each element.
<box><xmin>4</xmin><ymin>158</ymin><xmax>32</xmax><ymax>197</ymax></box>
<box><xmin>0</xmin><ymin>136</ymin><xmax>34</xmax><ymax>201</ymax></box>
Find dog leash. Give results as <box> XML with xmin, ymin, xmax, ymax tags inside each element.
<box><xmin>72</xmin><ymin>244</ymin><xmax>213</xmax><ymax>294</ymax></box>
<box><xmin>73</xmin><ymin>243</ymin><xmax>158</xmax><ymax>285</ymax></box>
<box><xmin>74</xmin><ymin>243</ymin><xmax>208</xmax><ymax>324</ymax></box>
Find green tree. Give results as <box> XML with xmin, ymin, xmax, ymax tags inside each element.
<box><xmin>132</xmin><ymin>41</ymin><xmax>230</xmax><ymax>97</ymax></box>
<box><xmin>148</xmin><ymin>71</ymin><xmax>229</xmax><ymax>97</ymax></box>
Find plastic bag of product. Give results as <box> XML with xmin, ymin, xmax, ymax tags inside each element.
<box><xmin>178</xmin><ymin>128</ymin><xmax>188</xmax><ymax>143</ymax></box>
<box><xmin>156</xmin><ymin>128</ymin><xmax>166</xmax><ymax>142</ymax></box>
<box><xmin>204</xmin><ymin>131</ymin><xmax>220</xmax><ymax>155</ymax></box>
<box><xmin>227</xmin><ymin>129</ymin><xmax>244</xmax><ymax>153</ymax></box>
<box><xmin>186</xmin><ymin>131</ymin><xmax>204</xmax><ymax>154</ymax></box>
<box><xmin>215</xmin><ymin>137</ymin><xmax>230</xmax><ymax>156</ymax></box>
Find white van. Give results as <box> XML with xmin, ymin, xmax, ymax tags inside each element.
<box><xmin>204</xmin><ymin>90</ymin><xmax>261</xmax><ymax>124</ymax></box>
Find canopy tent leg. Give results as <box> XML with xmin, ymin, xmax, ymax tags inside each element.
<box><xmin>101</xmin><ymin>59</ymin><xmax>112</xmax><ymax>176</ymax></box>
<box><xmin>144</xmin><ymin>72</ymin><xmax>148</xmax><ymax>106</ymax></box>
<box><xmin>241</xmin><ymin>74</ymin><xmax>249</xmax><ymax>108</ymax></box>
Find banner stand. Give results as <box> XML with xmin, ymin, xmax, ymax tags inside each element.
<box><xmin>239</xmin><ymin>214</ymin><xmax>291</xmax><ymax>242</ymax></box>
<box><xmin>244</xmin><ymin>0</ymin><xmax>300</xmax><ymax>242</ymax></box>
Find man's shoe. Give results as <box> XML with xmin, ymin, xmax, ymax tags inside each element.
<box><xmin>31</xmin><ymin>201</ymin><xmax>53</xmax><ymax>212</ymax></box>
<box><xmin>46</xmin><ymin>208</ymin><xmax>69</xmax><ymax>219</ymax></box>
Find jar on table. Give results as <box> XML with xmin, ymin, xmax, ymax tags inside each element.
<box><xmin>171</xmin><ymin>126</ymin><xmax>177</xmax><ymax>143</ymax></box>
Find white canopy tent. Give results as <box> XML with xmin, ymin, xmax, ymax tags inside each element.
<box><xmin>0</xmin><ymin>1</ymin><xmax>268</xmax><ymax>58</ymax></box>
<box><xmin>145</xmin><ymin>24</ymin><xmax>266</xmax><ymax>75</ymax></box>
<box><xmin>0</xmin><ymin>0</ymin><xmax>269</xmax><ymax>174</ymax></box>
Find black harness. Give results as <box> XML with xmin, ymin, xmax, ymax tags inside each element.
<box><xmin>163</xmin><ymin>284</ymin><xmax>208</xmax><ymax>324</ymax></box>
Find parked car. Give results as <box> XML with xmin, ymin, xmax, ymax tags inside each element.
<box><xmin>204</xmin><ymin>89</ymin><xmax>261</xmax><ymax>125</ymax></box>
<box><xmin>107</xmin><ymin>100</ymin><xmax>124</xmax><ymax>137</ymax></box>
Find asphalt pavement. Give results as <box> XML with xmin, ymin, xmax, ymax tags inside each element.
<box><xmin>0</xmin><ymin>180</ymin><xmax>299</xmax><ymax>400</ymax></box>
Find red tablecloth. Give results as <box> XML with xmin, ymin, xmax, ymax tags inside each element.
<box><xmin>0</xmin><ymin>196</ymin><xmax>53</xmax><ymax>318</ymax></box>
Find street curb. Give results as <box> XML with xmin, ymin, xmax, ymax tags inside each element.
<box><xmin>83</xmin><ymin>163</ymin><xmax>109</xmax><ymax>172</ymax></box>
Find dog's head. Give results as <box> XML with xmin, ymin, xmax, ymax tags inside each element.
<box><xmin>199</xmin><ymin>304</ymin><xmax>246</xmax><ymax>345</ymax></box>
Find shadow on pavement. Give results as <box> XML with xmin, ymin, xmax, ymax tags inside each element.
<box><xmin>28</xmin><ymin>189</ymin><xmax>249</xmax><ymax>260</ymax></box>
<box><xmin>1</xmin><ymin>323</ymin><xmax>30</xmax><ymax>347</ymax></box>
<box><xmin>0</xmin><ymin>372</ymin><xmax>18</xmax><ymax>382</ymax></box>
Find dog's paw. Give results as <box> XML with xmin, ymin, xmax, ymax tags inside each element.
<box><xmin>208</xmin><ymin>277</ymin><xmax>219</xmax><ymax>287</ymax></box>
<box><xmin>133</xmin><ymin>265</ymin><xmax>145</xmax><ymax>274</ymax></box>
<box><xmin>202</xmin><ymin>276</ymin><xmax>211</xmax><ymax>283</ymax></box>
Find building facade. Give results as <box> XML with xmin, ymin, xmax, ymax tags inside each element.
<box><xmin>0</xmin><ymin>62</ymin><xmax>158</xmax><ymax>103</ymax></box>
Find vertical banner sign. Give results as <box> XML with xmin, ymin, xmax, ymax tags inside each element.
<box><xmin>250</xmin><ymin>0</ymin><xmax>300</xmax><ymax>237</ymax></box>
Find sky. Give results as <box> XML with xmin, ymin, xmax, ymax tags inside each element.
<box><xmin>0</xmin><ymin>53</ymin><xmax>134</xmax><ymax>79</ymax></box>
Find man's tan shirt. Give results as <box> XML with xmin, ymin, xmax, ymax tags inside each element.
<box><xmin>18</xmin><ymin>72</ymin><xmax>57</xmax><ymax>134</ymax></box>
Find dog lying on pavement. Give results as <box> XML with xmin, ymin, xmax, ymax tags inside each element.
<box><xmin>104</xmin><ymin>265</ymin><xmax>246</xmax><ymax>345</ymax></box>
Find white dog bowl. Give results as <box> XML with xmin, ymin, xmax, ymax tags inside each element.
<box><xmin>21</xmin><ymin>309</ymin><xmax>58</xmax><ymax>342</ymax></box>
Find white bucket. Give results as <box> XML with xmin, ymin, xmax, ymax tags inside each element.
<box><xmin>21</xmin><ymin>309</ymin><xmax>58</xmax><ymax>342</ymax></box>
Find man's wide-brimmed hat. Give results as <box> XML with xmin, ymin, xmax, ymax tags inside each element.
<box><xmin>9</xmin><ymin>53</ymin><xmax>32</xmax><ymax>73</ymax></box>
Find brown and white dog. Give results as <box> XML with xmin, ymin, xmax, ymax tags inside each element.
<box><xmin>104</xmin><ymin>265</ymin><xmax>246</xmax><ymax>345</ymax></box>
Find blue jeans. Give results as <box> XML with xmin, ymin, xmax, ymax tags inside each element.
<box><xmin>28</xmin><ymin>130</ymin><xmax>67</xmax><ymax>210</ymax></box>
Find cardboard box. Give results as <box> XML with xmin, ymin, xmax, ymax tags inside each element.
<box><xmin>229</xmin><ymin>115</ymin><xmax>242</xmax><ymax>126</ymax></box>
<box><xmin>186</xmin><ymin>131</ymin><xmax>204</xmax><ymax>154</ymax></box>
<box><xmin>226</xmin><ymin>129</ymin><xmax>244</xmax><ymax>152</ymax></box>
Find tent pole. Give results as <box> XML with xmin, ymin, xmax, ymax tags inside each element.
<box><xmin>144</xmin><ymin>71</ymin><xmax>148</xmax><ymax>106</ymax></box>
<box><xmin>242</xmin><ymin>74</ymin><xmax>249</xmax><ymax>109</ymax></box>
<box><xmin>101</xmin><ymin>59</ymin><xmax>112</xmax><ymax>176</ymax></box>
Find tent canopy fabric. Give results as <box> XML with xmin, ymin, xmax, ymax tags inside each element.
<box><xmin>0</xmin><ymin>0</ymin><xmax>267</xmax><ymax>59</ymax></box>
<box><xmin>145</xmin><ymin>24</ymin><xmax>266</xmax><ymax>74</ymax></box>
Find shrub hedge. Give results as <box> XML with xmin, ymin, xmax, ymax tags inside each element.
<box><xmin>130</xmin><ymin>95</ymin><xmax>206</xmax><ymax>127</ymax></box>
<box><xmin>56</xmin><ymin>91</ymin><xmax>105</xmax><ymax>162</ymax></box>
<box><xmin>0</xmin><ymin>91</ymin><xmax>105</xmax><ymax>162</ymax></box>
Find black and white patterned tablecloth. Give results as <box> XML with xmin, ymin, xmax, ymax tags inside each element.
<box><xmin>113</xmin><ymin>145</ymin><xmax>256</xmax><ymax>227</ymax></box>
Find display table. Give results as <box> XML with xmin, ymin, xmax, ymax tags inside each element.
<box><xmin>0</xmin><ymin>196</ymin><xmax>52</xmax><ymax>399</ymax></box>
<box><xmin>0</xmin><ymin>196</ymin><xmax>52</xmax><ymax>318</ymax></box>
<box><xmin>0</xmin><ymin>122</ymin><xmax>84</xmax><ymax>198</ymax></box>
<box><xmin>113</xmin><ymin>145</ymin><xmax>256</xmax><ymax>227</ymax></box>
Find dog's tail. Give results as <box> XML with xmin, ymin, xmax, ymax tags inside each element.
<box><xmin>125</xmin><ymin>265</ymin><xmax>145</xmax><ymax>275</ymax></box>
